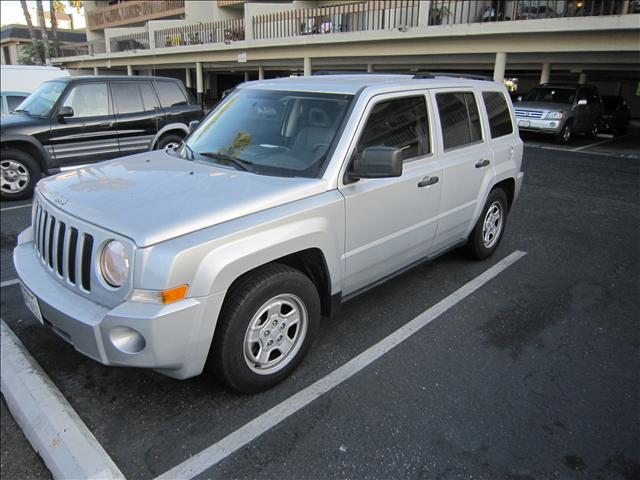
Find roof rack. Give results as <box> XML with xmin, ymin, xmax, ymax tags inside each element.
<box><xmin>413</xmin><ymin>72</ymin><xmax>493</xmax><ymax>81</ymax></box>
<box><xmin>313</xmin><ymin>70</ymin><xmax>407</xmax><ymax>76</ymax></box>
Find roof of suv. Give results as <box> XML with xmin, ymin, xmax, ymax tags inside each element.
<box><xmin>47</xmin><ymin>75</ymin><xmax>182</xmax><ymax>83</ymax></box>
<box><xmin>241</xmin><ymin>74</ymin><xmax>500</xmax><ymax>95</ymax></box>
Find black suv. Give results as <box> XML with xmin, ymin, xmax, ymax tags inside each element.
<box><xmin>1</xmin><ymin>75</ymin><xmax>203</xmax><ymax>200</ymax></box>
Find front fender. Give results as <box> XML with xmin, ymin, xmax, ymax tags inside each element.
<box><xmin>1</xmin><ymin>134</ymin><xmax>56</xmax><ymax>172</ymax></box>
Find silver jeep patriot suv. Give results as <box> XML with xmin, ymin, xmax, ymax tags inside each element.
<box><xmin>14</xmin><ymin>74</ymin><xmax>524</xmax><ymax>393</ymax></box>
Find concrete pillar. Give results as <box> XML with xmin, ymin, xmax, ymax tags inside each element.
<box><xmin>258</xmin><ymin>66</ymin><xmax>265</xmax><ymax>80</ymax></box>
<box><xmin>578</xmin><ymin>72</ymin><xmax>588</xmax><ymax>85</ymax></box>
<box><xmin>127</xmin><ymin>65</ymin><xmax>133</xmax><ymax>76</ymax></box>
<box><xmin>196</xmin><ymin>62</ymin><xmax>204</xmax><ymax>106</ymax></box>
<box><xmin>303</xmin><ymin>57</ymin><xmax>312</xmax><ymax>77</ymax></box>
<box><xmin>210</xmin><ymin>73</ymin><xmax>218</xmax><ymax>100</ymax></box>
<box><xmin>185</xmin><ymin>68</ymin><xmax>192</xmax><ymax>88</ymax></box>
<box><xmin>493</xmin><ymin>52</ymin><xmax>506</xmax><ymax>83</ymax></box>
<box><xmin>367</xmin><ymin>64</ymin><xmax>374</xmax><ymax>73</ymax></box>
<box><xmin>93</xmin><ymin>66</ymin><xmax>99</xmax><ymax>76</ymax></box>
<box><xmin>244</xmin><ymin>71</ymin><xmax>250</xmax><ymax>82</ymax></box>
<box><xmin>540</xmin><ymin>63</ymin><xmax>551</xmax><ymax>84</ymax></box>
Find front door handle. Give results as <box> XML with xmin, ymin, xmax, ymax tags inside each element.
<box><xmin>418</xmin><ymin>176</ymin><xmax>439</xmax><ymax>188</ymax></box>
<box><xmin>99</xmin><ymin>122</ymin><xmax>113</xmax><ymax>129</ymax></box>
<box><xmin>475</xmin><ymin>159</ymin><xmax>491</xmax><ymax>168</ymax></box>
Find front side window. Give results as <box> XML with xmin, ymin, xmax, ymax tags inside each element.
<box><xmin>482</xmin><ymin>91</ymin><xmax>513</xmax><ymax>138</ymax></box>
<box><xmin>112</xmin><ymin>82</ymin><xmax>144</xmax><ymax>114</ymax></box>
<box><xmin>155</xmin><ymin>81</ymin><xmax>187</xmax><ymax>108</ymax></box>
<box><xmin>14</xmin><ymin>81</ymin><xmax>66</xmax><ymax>117</ymax></box>
<box><xmin>436</xmin><ymin>92</ymin><xmax>483</xmax><ymax>150</ymax></box>
<box><xmin>61</xmin><ymin>83</ymin><xmax>109</xmax><ymax>117</ymax></box>
<box><xmin>183</xmin><ymin>89</ymin><xmax>352</xmax><ymax>178</ymax></box>
<box><xmin>354</xmin><ymin>96</ymin><xmax>429</xmax><ymax>162</ymax></box>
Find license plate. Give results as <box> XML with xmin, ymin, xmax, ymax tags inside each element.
<box><xmin>20</xmin><ymin>283</ymin><xmax>43</xmax><ymax>324</ymax></box>
<box><xmin>518</xmin><ymin>120</ymin><xmax>531</xmax><ymax>128</ymax></box>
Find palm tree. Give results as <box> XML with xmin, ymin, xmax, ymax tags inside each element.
<box><xmin>49</xmin><ymin>0</ymin><xmax>60</xmax><ymax>57</ymax></box>
<box><xmin>20</xmin><ymin>0</ymin><xmax>44</xmax><ymax>64</ymax></box>
<box><xmin>36</xmin><ymin>0</ymin><xmax>51</xmax><ymax>63</ymax></box>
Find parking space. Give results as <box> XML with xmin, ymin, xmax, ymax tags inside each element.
<box><xmin>1</xmin><ymin>142</ymin><xmax>639</xmax><ymax>479</ymax></box>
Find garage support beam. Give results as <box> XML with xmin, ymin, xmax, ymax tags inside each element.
<box><xmin>93</xmin><ymin>66</ymin><xmax>98</xmax><ymax>76</ymax></box>
<box><xmin>493</xmin><ymin>52</ymin><xmax>507</xmax><ymax>82</ymax></box>
<box><xmin>258</xmin><ymin>66</ymin><xmax>265</xmax><ymax>80</ymax></box>
<box><xmin>185</xmin><ymin>68</ymin><xmax>192</xmax><ymax>88</ymax></box>
<box><xmin>540</xmin><ymin>63</ymin><xmax>551</xmax><ymax>84</ymax></box>
<box><xmin>303</xmin><ymin>57</ymin><xmax>312</xmax><ymax>76</ymax></box>
<box><xmin>367</xmin><ymin>63</ymin><xmax>374</xmax><ymax>72</ymax></box>
<box><xmin>196</xmin><ymin>62</ymin><xmax>204</xmax><ymax>106</ymax></box>
<box><xmin>244</xmin><ymin>71</ymin><xmax>250</xmax><ymax>82</ymax></box>
<box><xmin>578</xmin><ymin>72</ymin><xmax>588</xmax><ymax>84</ymax></box>
<box><xmin>127</xmin><ymin>65</ymin><xmax>133</xmax><ymax>76</ymax></box>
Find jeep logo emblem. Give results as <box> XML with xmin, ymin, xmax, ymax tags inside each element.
<box><xmin>52</xmin><ymin>193</ymin><xmax>68</xmax><ymax>206</ymax></box>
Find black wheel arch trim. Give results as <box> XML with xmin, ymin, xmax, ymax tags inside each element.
<box><xmin>1</xmin><ymin>134</ymin><xmax>58</xmax><ymax>173</ymax></box>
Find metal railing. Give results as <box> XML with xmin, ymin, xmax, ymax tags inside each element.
<box><xmin>110</xmin><ymin>31</ymin><xmax>150</xmax><ymax>53</ymax></box>
<box><xmin>252</xmin><ymin>0</ymin><xmax>421</xmax><ymax>40</ymax></box>
<box><xmin>217</xmin><ymin>0</ymin><xmax>247</xmax><ymax>7</ymax></box>
<box><xmin>51</xmin><ymin>40</ymin><xmax>107</xmax><ymax>57</ymax></box>
<box><xmin>87</xmin><ymin>0</ymin><xmax>185</xmax><ymax>30</ymax></box>
<box><xmin>154</xmin><ymin>18</ymin><xmax>245</xmax><ymax>48</ymax></box>
<box><xmin>427</xmin><ymin>0</ymin><xmax>629</xmax><ymax>26</ymax></box>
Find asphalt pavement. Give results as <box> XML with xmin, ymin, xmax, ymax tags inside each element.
<box><xmin>1</xmin><ymin>132</ymin><xmax>639</xmax><ymax>480</ymax></box>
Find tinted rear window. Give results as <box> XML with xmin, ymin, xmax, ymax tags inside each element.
<box><xmin>112</xmin><ymin>82</ymin><xmax>144</xmax><ymax>114</ymax></box>
<box><xmin>436</xmin><ymin>92</ymin><xmax>483</xmax><ymax>150</ymax></box>
<box><xmin>154</xmin><ymin>81</ymin><xmax>188</xmax><ymax>107</ymax></box>
<box><xmin>482</xmin><ymin>91</ymin><xmax>513</xmax><ymax>138</ymax></box>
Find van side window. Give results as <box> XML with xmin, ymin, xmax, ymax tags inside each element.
<box><xmin>436</xmin><ymin>92</ymin><xmax>483</xmax><ymax>150</ymax></box>
<box><xmin>112</xmin><ymin>82</ymin><xmax>144</xmax><ymax>114</ymax></box>
<box><xmin>355</xmin><ymin>96</ymin><xmax>429</xmax><ymax>162</ymax></box>
<box><xmin>155</xmin><ymin>81</ymin><xmax>188</xmax><ymax>107</ymax></box>
<box><xmin>482</xmin><ymin>91</ymin><xmax>513</xmax><ymax>138</ymax></box>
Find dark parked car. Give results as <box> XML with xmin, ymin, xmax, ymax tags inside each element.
<box><xmin>601</xmin><ymin>95</ymin><xmax>630</xmax><ymax>134</ymax></box>
<box><xmin>1</xmin><ymin>75</ymin><xmax>203</xmax><ymax>200</ymax></box>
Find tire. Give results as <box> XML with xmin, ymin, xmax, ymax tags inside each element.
<box><xmin>0</xmin><ymin>148</ymin><xmax>41</xmax><ymax>201</ymax></box>
<box><xmin>554</xmin><ymin>120</ymin><xmax>573</xmax><ymax>144</ymax></box>
<box><xmin>463</xmin><ymin>188</ymin><xmax>509</xmax><ymax>261</ymax></box>
<box><xmin>208</xmin><ymin>264</ymin><xmax>321</xmax><ymax>393</ymax></box>
<box><xmin>586</xmin><ymin>120</ymin><xmax>599</xmax><ymax>138</ymax></box>
<box><xmin>155</xmin><ymin>133</ymin><xmax>183</xmax><ymax>151</ymax></box>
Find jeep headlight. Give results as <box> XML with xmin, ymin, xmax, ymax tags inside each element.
<box><xmin>100</xmin><ymin>240</ymin><xmax>129</xmax><ymax>287</ymax></box>
<box><xmin>545</xmin><ymin>111</ymin><xmax>563</xmax><ymax>120</ymax></box>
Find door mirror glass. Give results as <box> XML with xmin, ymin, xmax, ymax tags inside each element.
<box><xmin>577</xmin><ymin>99</ymin><xmax>588</xmax><ymax>106</ymax></box>
<box><xmin>57</xmin><ymin>106</ymin><xmax>74</xmax><ymax>118</ymax></box>
<box><xmin>188</xmin><ymin>120</ymin><xmax>199</xmax><ymax>133</ymax></box>
<box><xmin>349</xmin><ymin>146</ymin><xmax>403</xmax><ymax>179</ymax></box>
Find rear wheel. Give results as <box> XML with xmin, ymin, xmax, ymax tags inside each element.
<box><xmin>155</xmin><ymin>133</ymin><xmax>183</xmax><ymax>151</ymax></box>
<box><xmin>586</xmin><ymin>120</ymin><xmax>599</xmax><ymax>138</ymax></box>
<box><xmin>0</xmin><ymin>148</ymin><xmax>40</xmax><ymax>200</ymax></box>
<box><xmin>208</xmin><ymin>264</ymin><xmax>321</xmax><ymax>393</ymax></box>
<box><xmin>463</xmin><ymin>189</ymin><xmax>509</xmax><ymax>260</ymax></box>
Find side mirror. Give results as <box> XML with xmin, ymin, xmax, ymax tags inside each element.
<box><xmin>577</xmin><ymin>99</ymin><xmax>588</xmax><ymax>106</ymax></box>
<box><xmin>349</xmin><ymin>146</ymin><xmax>403</xmax><ymax>180</ymax></box>
<box><xmin>516</xmin><ymin>95</ymin><xmax>523</xmax><ymax>102</ymax></box>
<box><xmin>188</xmin><ymin>120</ymin><xmax>199</xmax><ymax>133</ymax></box>
<box><xmin>57</xmin><ymin>106</ymin><xmax>74</xmax><ymax>119</ymax></box>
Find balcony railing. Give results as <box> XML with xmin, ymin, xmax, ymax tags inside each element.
<box><xmin>51</xmin><ymin>40</ymin><xmax>107</xmax><ymax>57</ymax></box>
<box><xmin>252</xmin><ymin>0</ymin><xmax>421</xmax><ymax>40</ymax></box>
<box><xmin>110</xmin><ymin>31</ymin><xmax>151</xmax><ymax>53</ymax></box>
<box><xmin>154</xmin><ymin>18</ymin><xmax>245</xmax><ymax>48</ymax></box>
<box><xmin>87</xmin><ymin>0</ymin><xmax>185</xmax><ymax>30</ymax></box>
<box><xmin>217</xmin><ymin>0</ymin><xmax>247</xmax><ymax>7</ymax></box>
<box><xmin>427</xmin><ymin>0</ymin><xmax>629</xmax><ymax>26</ymax></box>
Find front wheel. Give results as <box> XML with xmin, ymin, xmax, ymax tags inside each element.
<box><xmin>463</xmin><ymin>189</ymin><xmax>509</xmax><ymax>260</ymax></box>
<box><xmin>1</xmin><ymin>148</ymin><xmax>41</xmax><ymax>200</ymax></box>
<box><xmin>554</xmin><ymin>121</ymin><xmax>573</xmax><ymax>144</ymax></box>
<box><xmin>208</xmin><ymin>264</ymin><xmax>321</xmax><ymax>393</ymax></box>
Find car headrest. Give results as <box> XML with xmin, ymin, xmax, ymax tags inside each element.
<box><xmin>308</xmin><ymin>107</ymin><xmax>330</xmax><ymax>127</ymax></box>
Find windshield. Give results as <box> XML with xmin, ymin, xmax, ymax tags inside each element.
<box><xmin>15</xmin><ymin>81</ymin><xmax>66</xmax><ymax>116</ymax></box>
<box><xmin>524</xmin><ymin>87</ymin><xmax>575</xmax><ymax>104</ymax></box>
<box><xmin>182</xmin><ymin>89</ymin><xmax>352</xmax><ymax>178</ymax></box>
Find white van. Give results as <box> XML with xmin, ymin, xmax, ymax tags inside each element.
<box><xmin>1</xmin><ymin>65</ymin><xmax>71</xmax><ymax>113</ymax></box>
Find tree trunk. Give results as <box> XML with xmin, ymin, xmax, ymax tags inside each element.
<box><xmin>49</xmin><ymin>0</ymin><xmax>60</xmax><ymax>57</ymax></box>
<box><xmin>20</xmin><ymin>0</ymin><xmax>44</xmax><ymax>64</ymax></box>
<box><xmin>36</xmin><ymin>0</ymin><xmax>50</xmax><ymax>63</ymax></box>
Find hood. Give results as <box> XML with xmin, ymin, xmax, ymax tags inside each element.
<box><xmin>514</xmin><ymin>101</ymin><xmax>571</xmax><ymax>112</ymax></box>
<box><xmin>37</xmin><ymin>151</ymin><xmax>328</xmax><ymax>247</ymax></box>
<box><xmin>0</xmin><ymin>112</ymin><xmax>39</xmax><ymax>127</ymax></box>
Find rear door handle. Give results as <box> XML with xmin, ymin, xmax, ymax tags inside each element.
<box><xmin>418</xmin><ymin>176</ymin><xmax>439</xmax><ymax>188</ymax></box>
<box><xmin>99</xmin><ymin>122</ymin><xmax>113</xmax><ymax>129</ymax></box>
<box><xmin>475</xmin><ymin>159</ymin><xmax>491</xmax><ymax>168</ymax></box>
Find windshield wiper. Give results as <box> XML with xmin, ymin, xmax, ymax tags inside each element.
<box><xmin>198</xmin><ymin>151</ymin><xmax>254</xmax><ymax>172</ymax></box>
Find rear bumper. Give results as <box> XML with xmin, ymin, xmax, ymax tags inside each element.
<box><xmin>13</xmin><ymin>232</ymin><xmax>225</xmax><ymax>379</ymax></box>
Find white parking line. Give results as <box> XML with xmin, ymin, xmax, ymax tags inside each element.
<box><xmin>1</xmin><ymin>320</ymin><xmax>125</xmax><ymax>479</ymax></box>
<box><xmin>1</xmin><ymin>279</ymin><xmax>20</xmax><ymax>288</ymax></box>
<box><xmin>570</xmin><ymin>138</ymin><xmax>615</xmax><ymax>152</ymax></box>
<box><xmin>157</xmin><ymin>250</ymin><xmax>527</xmax><ymax>480</ymax></box>
<box><xmin>0</xmin><ymin>203</ymin><xmax>32</xmax><ymax>212</ymax></box>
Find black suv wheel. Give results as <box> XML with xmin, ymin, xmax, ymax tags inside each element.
<box><xmin>1</xmin><ymin>148</ymin><xmax>41</xmax><ymax>200</ymax></box>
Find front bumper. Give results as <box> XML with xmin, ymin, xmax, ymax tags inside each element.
<box><xmin>13</xmin><ymin>232</ymin><xmax>225</xmax><ymax>379</ymax></box>
<box><xmin>516</xmin><ymin>117</ymin><xmax>563</xmax><ymax>134</ymax></box>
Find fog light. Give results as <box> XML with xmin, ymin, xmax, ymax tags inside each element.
<box><xmin>109</xmin><ymin>326</ymin><xmax>146</xmax><ymax>354</ymax></box>
<box><xmin>550</xmin><ymin>122</ymin><xmax>557</xmax><ymax>127</ymax></box>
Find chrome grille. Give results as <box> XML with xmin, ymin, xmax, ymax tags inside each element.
<box><xmin>33</xmin><ymin>199</ymin><xmax>94</xmax><ymax>292</ymax></box>
<box><xmin>515</xmin><ymin>109</ymin><xmax>544</xmax><ymax>119</ymax></box>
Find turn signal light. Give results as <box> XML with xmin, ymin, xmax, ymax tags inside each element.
<box><xmin>161</xmin><ymin>285</ymin><xmax>189</xmax><ymax>304</ymax></box>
